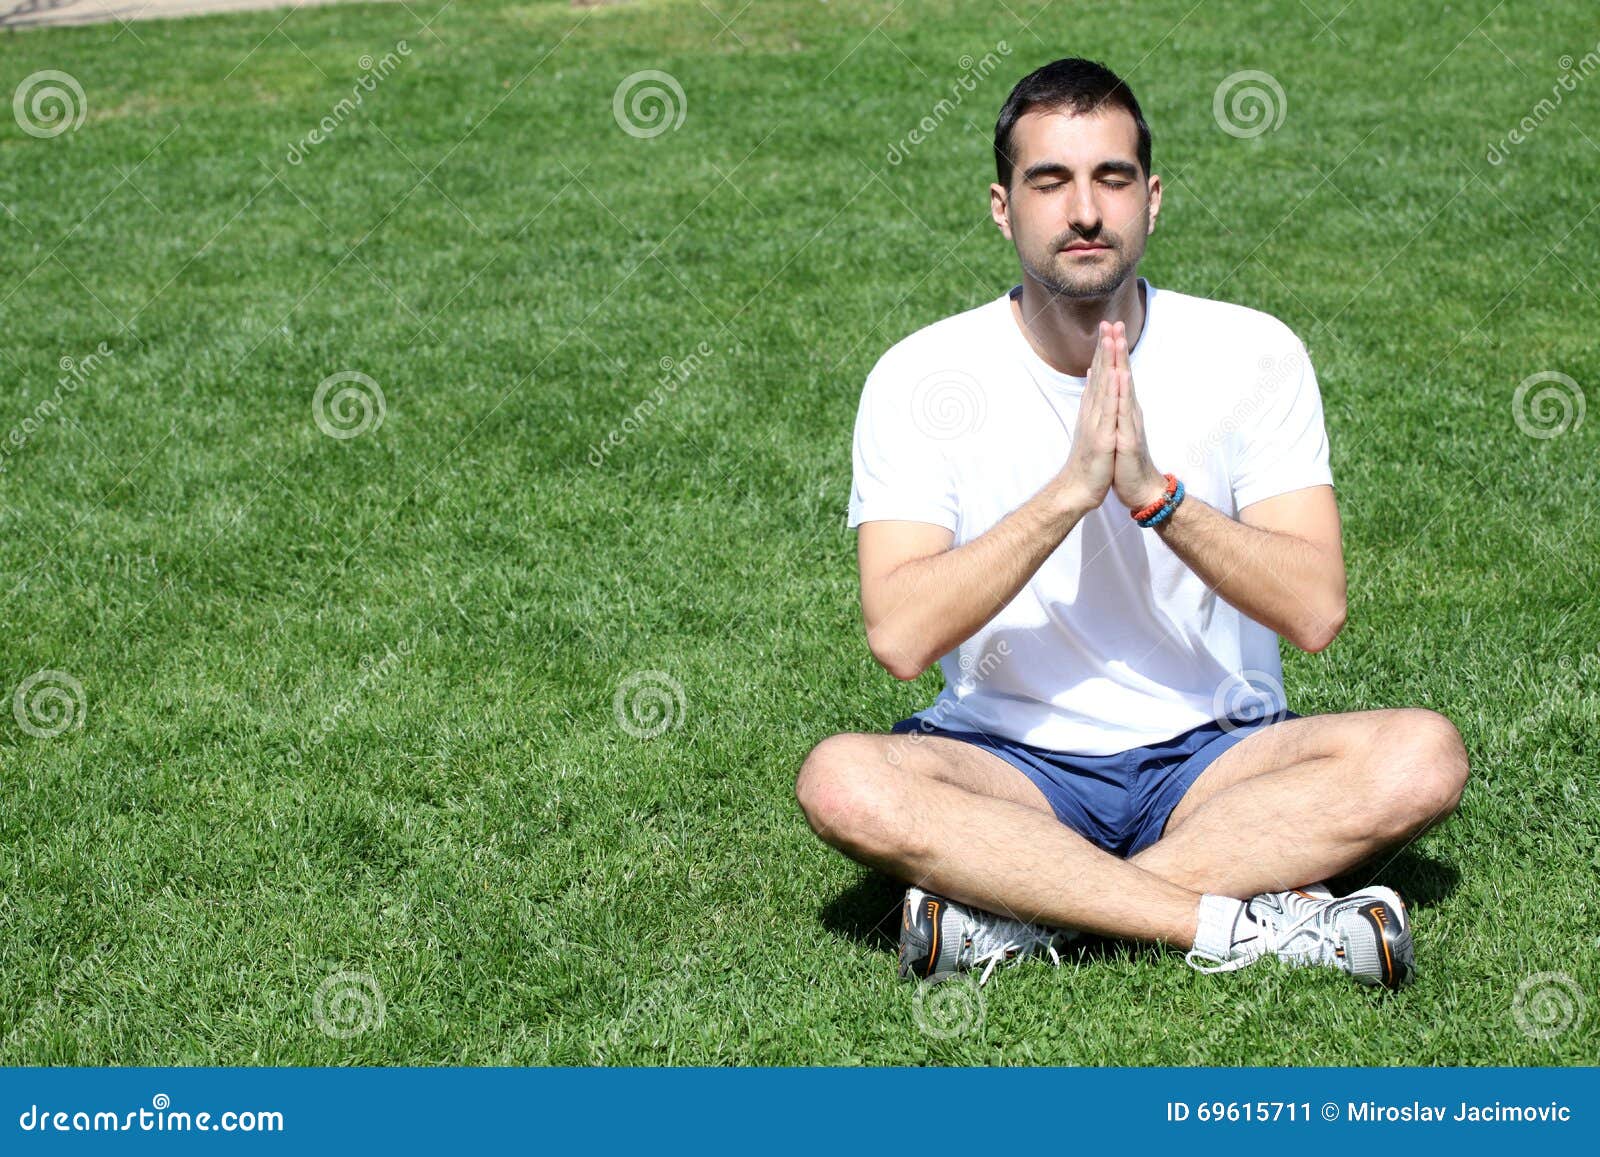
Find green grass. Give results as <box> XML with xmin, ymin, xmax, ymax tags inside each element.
<box><xmin>1</xmin><ymin>0</ymin><xmax>1597</xmax><ymax>1065</ymax></box>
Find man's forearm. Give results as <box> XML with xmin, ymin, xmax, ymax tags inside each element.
<box><xmin>1152</xmin><ymin>494</ymin><xmax>1345</xmax><ymax>651</ymax></box>
<box><xmin>866</xmin><ymin>483</ymin><xmax>1090</xmax><ymax>680</ymax></box>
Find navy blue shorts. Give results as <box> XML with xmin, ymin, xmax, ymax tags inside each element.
<box><xmin>890</xmin><ymin>709</ymin><xmax>1302</xmax><ymax>858</ymax></box>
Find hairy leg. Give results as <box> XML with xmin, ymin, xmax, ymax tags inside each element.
<box><xmin>795</xmin><ymin>730</ymin><xmax>1204</xmax><ymax>947</ymax></box>
<box><xmin>1130</xmin><ymin>708</ymin><xmax>1470</xmax><ymax>897</ymax></box>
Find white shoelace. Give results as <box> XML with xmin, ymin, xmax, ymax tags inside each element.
<box><xmin>1185</xmin><ymin>899</ymin><xmax>1344</xmax><ymax>975</ymax></box>
<box><xmin>965</xmin><ymin>915</ymin><xmax>1066</xmax><ymax>987</ymax></box>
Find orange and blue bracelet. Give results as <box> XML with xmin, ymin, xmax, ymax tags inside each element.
<box><xmin>1132</xmin><ymin>473</ymin><xmax>1185</xmax><ymax>528</ymax></box>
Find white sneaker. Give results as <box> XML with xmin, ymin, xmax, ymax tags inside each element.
<box><xmin>1188</xmin><ymin>886</ymin><xmax>1414</xmax><ymax>990</ymax></box>
<box><xmin>898</xmin><ymin>887</ymin><xmax>1078</xmax><ymax>987</ymax></box>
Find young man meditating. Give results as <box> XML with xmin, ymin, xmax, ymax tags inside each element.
<box><xmin>795</xmin><ymin>58</ymin><xmax>1469</xmax><ymax>991</ymax></box>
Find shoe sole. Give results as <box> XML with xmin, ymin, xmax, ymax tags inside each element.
<box><xmin>897</xmin><ymin>887</ymin><xmax>945</xmax><ymax>983</ymax></box>
<box><xmin>1350</xmin><ymin>891</ymin><xmax>1415</xmax><ymax>991</ymax></box>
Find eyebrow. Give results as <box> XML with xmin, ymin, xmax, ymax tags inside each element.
<box><xmin>1022</xmin><ymin>159</ymin><xmax>1141</xmax><ymax>182</ymax></box>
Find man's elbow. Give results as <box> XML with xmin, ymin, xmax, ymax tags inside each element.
<box><xmin>866</xmin><ymin>628</ymin><xmax>930</xmax><ymax>681</ymax></box>
<box><xmin>1294</xmin><ymin>598</ymin><xmax>1348</xmax><ymax>653</ymax></box>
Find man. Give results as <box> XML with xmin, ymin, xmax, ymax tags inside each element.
<box><xmin>795</xmin><ymin>58</ymin><xmax>1469</xmax><ymax>992</ymax></box>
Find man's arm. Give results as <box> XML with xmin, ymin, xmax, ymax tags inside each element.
<box><xmin>857</xmin><ymin>321</ymin><xmax>1125</xmax><ymax>681</ymax></box>
<box><xmin>1110</xmin><ymin>330</ymin><xmax>1346</xmax><ymax>652</ymax></box>
<box><xmin>1148</xmin><ymin>483</ymin><xmax>1347</xmax><ymax>652</ymax></box>
<box><xmin>858</xmin><ymin>489</ymin><xmax>1090</xmax><ymax>681</ymax></box>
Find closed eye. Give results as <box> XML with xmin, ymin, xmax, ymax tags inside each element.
<box><xmin>1034</xmin><ymin>179</ymin><xmax>1132</xmax><ymax>191</ymax></box>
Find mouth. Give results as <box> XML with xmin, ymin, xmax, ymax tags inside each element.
<box><xmin>1061</xmin><ymin>244</ymin><xmax>1112</xmax><ymax>255</ymax></box>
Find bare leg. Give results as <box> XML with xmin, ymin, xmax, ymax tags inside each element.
<box><xmin>1130</xmin><ymin>708</ymin><xmax>1470</xmax><ymax>897</ymax></box>
<box><xmin>795</xmin><ymin>731</ymin><xmax>1206</xmax><ymax>948</ymax></box>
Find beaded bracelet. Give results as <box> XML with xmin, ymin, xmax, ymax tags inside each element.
<box><xmin>1130</xmin><ymin>473</ymin><xmax>1178</xmax><ymax>522</ymax></box>
<box><xmin>1138</xmin><ymin>478</ymin><xmax>1186</xmax><ymax>528</ymax></box>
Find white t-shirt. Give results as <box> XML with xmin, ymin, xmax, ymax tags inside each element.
<box><xmin>846</xmin><ymin>277</ymin><xmax>1334</xmax><ymax>756</ymax></box>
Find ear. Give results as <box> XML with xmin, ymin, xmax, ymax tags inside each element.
<box><xmin>989</xmin><ymin>182</ymin><xmax>1013</xmax><ymax>241</ymax></box>
<box><xmin>1145</xmin><ymin>173</ymin><xmax>1162</xmax><ymax>235</ymax></box>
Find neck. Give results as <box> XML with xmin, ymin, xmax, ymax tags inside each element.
<box><xmin>1011</xmin><ymin>273</ymin><xmax>1146</xmax><ymax>377</ymax></box>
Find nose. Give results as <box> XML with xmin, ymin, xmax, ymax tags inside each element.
<box><xmin>1067</xmin><ymin>182</ymin><xmax>1102</xmax><ymax>237</ymax></box>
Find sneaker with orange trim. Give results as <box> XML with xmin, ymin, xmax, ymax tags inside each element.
<box><xmin>897</xmin><ymin>887</ymin><xmax>1078</xmax><ymax>987</ymax></box>
<box><xmin>1187</xmin><ymin>885</ymin><xmax>1415</xmax><ymax>991</ymax></box>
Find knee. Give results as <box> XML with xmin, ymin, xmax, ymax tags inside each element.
<box><xmin>794</xmin><ymin>733</ymin><xmax>918</xmax><ymax>860</ymax></box>
<box><xmin>1368</xmin><ymin>709</ymin><xmax>1470</xmax><ymax>840</ymax></box>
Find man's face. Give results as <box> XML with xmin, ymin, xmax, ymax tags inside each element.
<box><xmin>991</xmin><ymin>106</ymin><xmax>1160</xmax><ymax>300</ymax></box>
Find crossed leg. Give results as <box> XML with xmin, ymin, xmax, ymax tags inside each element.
<box><xmin>794</xmin><ymin>708</ymin><xmax>1469</xmax><ymax>951</ymax></box>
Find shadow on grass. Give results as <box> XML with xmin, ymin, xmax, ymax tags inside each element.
<box><xmin>821</xmin><ymin>847</ymin><xmax>1461</xmax><ymax>960</ymax></box>
<box><xmin>1331</xmin><ymin>846</ymin><xmax>1460</xmax><ymax>911</ymax></box>
<box><xmin>819</xmin><ymin>869</ymin><xmax>905</xmax><ymax>953</ymax></box>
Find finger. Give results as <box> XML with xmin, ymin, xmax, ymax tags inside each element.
<box><xmin>1088</xmin><ymin>326</ymin><xmax>1113</xmax><ymax>412</ymax></box>
<box><xmin>1084</xmin><ymin>324</ymin><xmax>1109</xmax><ymax>419</ymax></box>
<box><xmin>1101</xmin><ymin>359</ymin><xmax>1122</xmax><ymax>438</ymax></box>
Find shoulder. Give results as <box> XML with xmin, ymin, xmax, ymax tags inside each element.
<box><xmin>1154</xmin><ymin>284</ymin><xmax>1306</xmax><ymax>355</ymax></box>
<box><xmin>864</xmin><ymin>293</ymin><xmax>1009</xmax><ymax>389</ymax></box>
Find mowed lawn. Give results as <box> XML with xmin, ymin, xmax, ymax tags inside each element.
<box><xmin>1</xmin><ymin>0</ymin><xmax>1597</xmax><ymax>1065</ymax></box>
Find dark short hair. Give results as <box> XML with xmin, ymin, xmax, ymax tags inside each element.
<box><xmin>994</xmin><ymin>58</ymin><xmax>1152</xmax><ymax>188</ymax></box>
